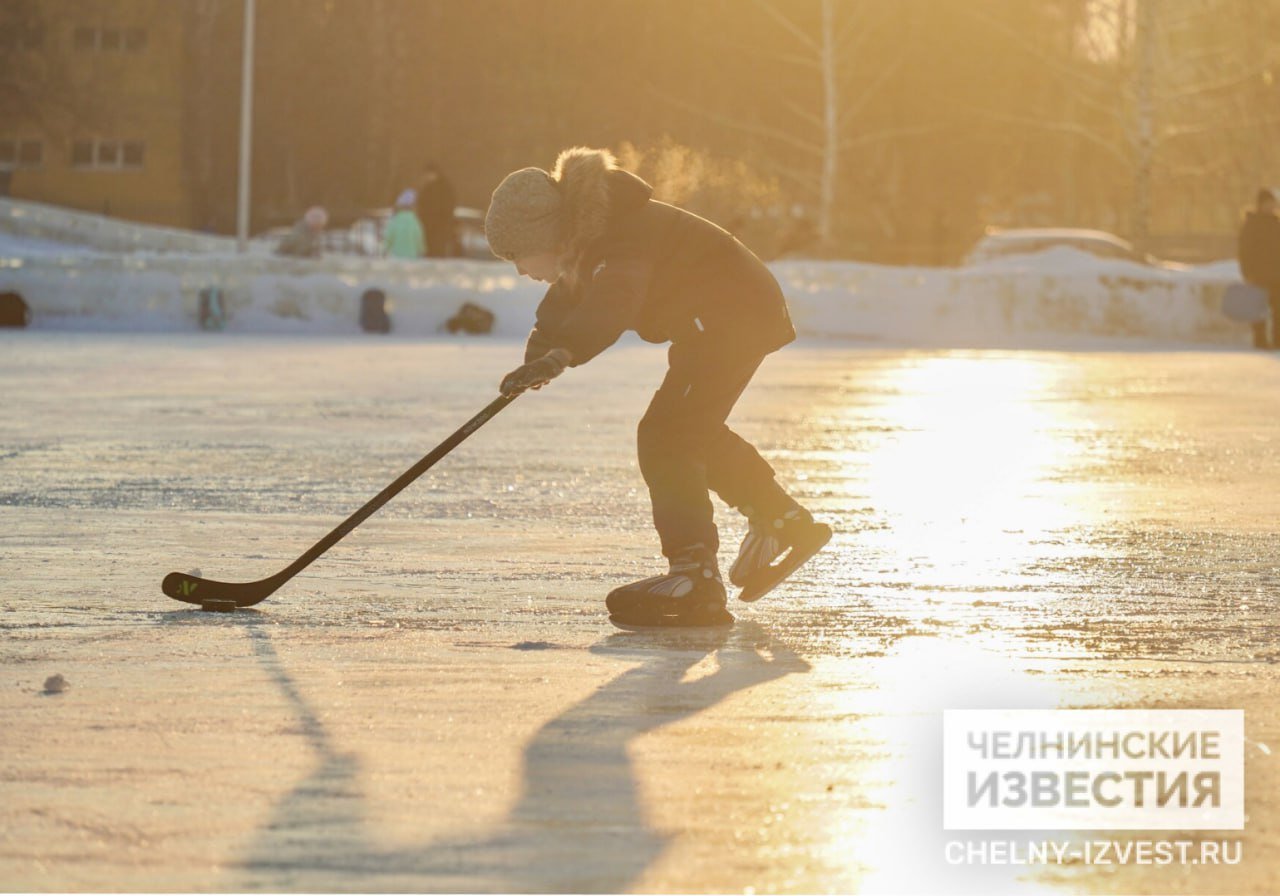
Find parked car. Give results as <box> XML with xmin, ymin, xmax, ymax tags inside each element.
<box><xmin>964</xmin><ymin>227</ymin><xmax>1186</xmax><ymax>270</ymax></box>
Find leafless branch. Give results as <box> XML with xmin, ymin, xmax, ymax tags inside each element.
<box><xmin>648</xmin><ymin>86</ymin><xmax>824</xmax><ymax>158</ymax></box>
<box><xmin>749</xmin><ymin>0</ymin><xmax>820</xmax><ymax>54</ymax></box>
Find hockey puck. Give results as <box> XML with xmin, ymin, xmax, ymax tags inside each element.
<box><xmin>200</xmin><ymin>599</ymin><xmax>237</xmax><ymax>613</ymax></box>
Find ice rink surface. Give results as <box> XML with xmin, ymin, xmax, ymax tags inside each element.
<box><xmin>1</xmin><ymin>333</ymin><xmax>1277</xmax><ymax>893</ymax></box>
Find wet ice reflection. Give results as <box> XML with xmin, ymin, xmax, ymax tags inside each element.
<box><xmin>810</xmin><ymin>636</ymin><xmax>1076</xmax><ymax>894</ymax></box>
<box><xmin>854</xmin><ymin>355</ymin><xmax>1093</xmax><ymax>593</ymax></box>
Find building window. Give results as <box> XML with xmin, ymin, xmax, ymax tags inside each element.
<box><xmin>96</xmin><ymin>142</ymin><xmax>119</xmax><ymax>167</ymax></box>
<box><xmin>0</xmin><ymin>140</ymin><xmax>44</xmax><ymax>169</ymax></box>
<box><xmin>0</xmin><ymin>23</ymin><xmax>43</xmax><ymax>51</ymax></box>
<box><xmin>71</xmin><ymin>139</ymin><xmax>145</xmax><ymax>171</ymax></box>
<box><xmin>73</xmin><ymin>25</ymin><xmax>147</xmax><ymax>52</ymax></box>
<box><xmin>18</xmin><ymin>140</ymin><xmax>42</xmax><ymax>167</ymax></box>
<box><xmin>121</xmin><ymin>142</ymin><xmax>145</xmax><ymax>167</ymax></box>
<box><xmin>71</xmin><ymin>141</ymin><xmax>94</xmax><ymax>167</ymax></box>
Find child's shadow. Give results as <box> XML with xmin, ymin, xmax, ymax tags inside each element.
<box><xmin>230</xmin><ymin>619</ymin><xmax>809</xmax><ymax>893</ymax></box>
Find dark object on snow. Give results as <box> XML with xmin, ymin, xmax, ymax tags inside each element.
<box><xmin>360</xmin><ymin>288</ymin><xmax>392</xmax><ymax>333</ymax></box>
<box><xmin>0</xmin><ymin>291</ymin><xmax>30</xmax><ymax>328</ymax></box>
<box><xmin>444</xmin><ymin>301</ymin><xmax>494</xmax><ymax>335</ymax></box>
<box><xmin>198</xmin><ymin>286</ymin><xmax>226</xmax><ymax>331</ymax></box>
<box><xmin>43</xmin><ymin>674</ymin><xmax>68</xmax><ymax>695</ymax></box>
<box><xmin>1221</xmin><ymin>283</ymin><xmax>1270</xmax><ymax>323</ymax></box>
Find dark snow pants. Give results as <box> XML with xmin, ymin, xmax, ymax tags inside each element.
<box><xmin>637</xmin><ymin>341</ymin><xmax>796</xmax><ymax>558</ymax></box>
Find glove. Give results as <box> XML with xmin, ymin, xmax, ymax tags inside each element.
<box><xmin>500</xmin><ymin>347</ymin><xmax>573</xmax><ymax>396</ymax></box>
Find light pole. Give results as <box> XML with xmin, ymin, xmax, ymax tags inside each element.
<box><xmin>235</xmin><ymin>0</ymin><xmax>255</xmax><ymax>252</ymax></box>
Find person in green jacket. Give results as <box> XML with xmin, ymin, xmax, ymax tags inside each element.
<box><xmin>384</xmin><ymin>189</ymin><xmax>425</xmax><ymax>259</ymax></box>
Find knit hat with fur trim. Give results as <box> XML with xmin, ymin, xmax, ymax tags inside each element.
<box><xmin>484</xmin><ymin>168</ymin><xmax>562</xmax><ymax>260</ymax></box>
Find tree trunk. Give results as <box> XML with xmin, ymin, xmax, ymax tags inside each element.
<box><xmin>819</xmin><ymin>0</ymin><xmax>839</xmax><ymax>248</ymax></box>
<box><xmin>1131</xmin><ymin>0</ymin><xmax>1156</xmax><ymax>247</ymax></box>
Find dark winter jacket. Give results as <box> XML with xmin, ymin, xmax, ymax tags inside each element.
<box><xmin>418</xmin><ymin>173</ymin><xmax>458</xmax><ymax>257</ymax></box>
<box><xmin>524</xmin><ymin>149</ymin><xmax>795</xmax><ymax>366</ymax></box>
<box><xmin>1238</xmin><ymin>211</ymin><xmax>1280</xmax><ymax>287</ymax></box>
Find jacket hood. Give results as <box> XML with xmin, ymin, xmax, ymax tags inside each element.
<box><xmin>551</xmin><ymin>147</ymin><xmax>652</xmax><ymax>286</ymax></box>
<box><xmin>608</xmin><ymin>168</ymin><xmax>654</xmax><ymax>214</ymax></box>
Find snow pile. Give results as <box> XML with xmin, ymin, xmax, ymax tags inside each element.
<box><xmin>0</xmin><ymin>197</ymin><xmax>236</xmax><ymax>254</ymax></box>
<box><xmin>775</xmin><ymin>248</ymin><xmax>1244</xmax><ymax>346</ymax></box>
<box><xmin>0</xmin><ymin>200</ymin><xmax>1249</xmax><ymax>345</ymax></box>
<box><xmin>0</xmin><ymin>246</ymin><xmax>541</xmax><ymax>336</ymax></box>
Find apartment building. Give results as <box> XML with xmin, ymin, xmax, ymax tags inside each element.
<box><xmin>2</xmin><ymin>0</ymin><xmax>195</xmax><ymax>228</ymax></box>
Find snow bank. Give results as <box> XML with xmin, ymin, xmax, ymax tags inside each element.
<box><xmin>775</xmin><ymin>248</ymin><xmax>1244</xmax><ymax>347</ymax></box>
<box><xmin>0</xmin><ymin>200</ymin><xmax>1250</xmax><ymax>346</ymax></box>
<box><xmin>0</xmin><ymin>197</ymin><xmax>236</xmax><ymax>254</ymax></box>
<box><xmin>0</xmin><ymin>248</ymin><xmax>541</xmax><ymax>336</ymax></box>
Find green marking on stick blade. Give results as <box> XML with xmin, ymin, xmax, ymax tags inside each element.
<box><xmin>180</xmin><ymin>580</ymin><xmax>198</xmax><ymax>596</ymax></box>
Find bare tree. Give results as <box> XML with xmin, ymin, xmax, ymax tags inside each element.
<box><xmin>650</xmin><ymin>0</ymin><xmax>932</xmax><ymax>249</ymax></box>
<box><xmin>954</xmin><ymin>0</ymin><xmax>1280</xmax><ymax>243</ymax></box>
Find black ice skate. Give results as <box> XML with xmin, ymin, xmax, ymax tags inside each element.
<box><xmin>730</xmin><ymin>508</ymin><xmax>832</xmax><ymax>603</ymax></box>
<box><xmin>607</xmin><ymin>545</ymin><xmax>734</xmax><ymax>629</ymax></box>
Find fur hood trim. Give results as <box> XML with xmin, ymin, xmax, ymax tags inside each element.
<box><xmin>551</xmin><ymin>147</ymin><xmax>617</xmax><ymax>286</ymax></box>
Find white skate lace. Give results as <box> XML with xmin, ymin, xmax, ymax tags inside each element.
<box><xmin>633</xmin><ymin>550</ymin><xmax>720</xmax><ymax>598</ymax></box>
<box><xmin>730</xmin><ymin>510</ymin><xmax>806</xmax><ymax>583</ymax></box>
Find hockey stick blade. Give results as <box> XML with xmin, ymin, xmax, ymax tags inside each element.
<box><xmin>162</xmin><ymin>571</ymin><xmax>286</xmax><ymax>608</ymax></box>
<box><xmin>162</xmin><ymin>393</ymin><xmax>517</xmax><ymax>608</ymax></box>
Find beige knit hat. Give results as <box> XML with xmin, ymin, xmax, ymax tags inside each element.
<box><xmin>484</xmin><ymin>167</ymin><xmax>563</xmax><ymax>260</ymax></box>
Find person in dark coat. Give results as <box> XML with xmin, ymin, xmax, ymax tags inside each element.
<box><xmin>417</xmin><ymin>162</ymin><xmax>458</xmax><ymax>257</ymax></box>
<box><xmin>484</xmin><ymin>147</ymin><xmax>830</xmax><ymax>626</ymax></box>
<box><xmin>1238</xmin><ymin>188</ymin><xmax>1280</xmax><ymax>349</ymax></box>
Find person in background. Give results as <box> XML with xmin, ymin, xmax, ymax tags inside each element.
<box><xmin>384</xmin><ymin>189</ymin><xmax>425</xmax><ymax>259</ymax></box>
<box><xmin>417</xmin><ymin>161</ymin><xmax>458</xmax><ymax>257</ymax></box>
<box><xmin>1237</xmin><ymin>187</ymin><xmax>1280</xmax><ymax>349</ymax></box>
<box><xmin>276</xmin><ymin>205</ymin><xmax>328</xmax><ymax>258</ymax></box>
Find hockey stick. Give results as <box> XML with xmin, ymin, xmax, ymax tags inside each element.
<box><xmin>162</xmin><ymin>392</ymin><xmax>518</xmax><ymax>608</ymax></box>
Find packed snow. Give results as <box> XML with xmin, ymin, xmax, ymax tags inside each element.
<box><xmin>0</xmin><ymin>198</ymin><xmax>1251</xmax><ymax>346</ymax></box>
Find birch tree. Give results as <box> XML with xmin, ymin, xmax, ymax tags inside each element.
<box><xmin>652</xmin><ymin>0</ymin><xmax>931</xmax><ymax>249</ymax></box>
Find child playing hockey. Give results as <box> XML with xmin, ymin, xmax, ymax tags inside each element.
<box><xmin>484</xmin><ymin>147</ymin><xmax>830</xmax><ymax>627</ymax></box>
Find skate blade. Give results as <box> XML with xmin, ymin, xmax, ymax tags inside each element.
<box><xmin>609</xmin><ymin>611</ymin><xmax>734</xmax><ymax>632</ymax></box>
<box><xmin>606</xmin><ymin>588</ymin><xmax>727</xmax><ymax>618</ymax></box>
<box><xmin>737</xmin><ymin>523</ymin><xmax>832</xmax><ymax>603</ymax></box>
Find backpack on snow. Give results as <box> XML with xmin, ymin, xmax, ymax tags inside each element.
<box><xmin>444</xmin><ymin>301</ymin><xmax>495</xmax><ymax>335</ymax></box>
<box><xmin>0</xmin><ymin>291</ymin><xmax>31</xmax><ymax>328</ymax></box>
<box><xmin>360</xmin><ymin>288</ymin><xmax>392</xmax><ymax>333</ymax></box>
<box><xmin>198</xmin><ymin>287</ymin><xmax>226</xmax><ymax>331</ymax></box>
